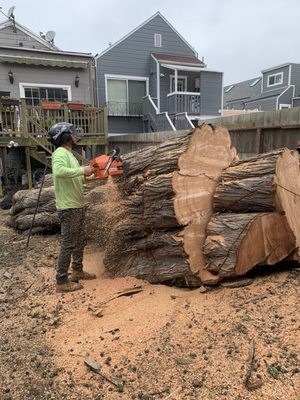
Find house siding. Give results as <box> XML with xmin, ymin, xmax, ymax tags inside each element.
<box><xmin>0</xmin><ymin>63</ymin><xmax>93</xmax><ymax>104</ymax></box>
<box><xmin>244</xmin><ymin>97</ymin><xmax>277</xmax><ymax>111</ymax></box>
<box><xmin>290</xmin><ymin>63</ymin><xmax>300</xmax><ymax>97</ymax></box>
<box><xmin>262</xmin><ymin>65</ymin><xmax>290</xmax><ymax>92</ymax></box>
<box><xmin>149</xmin><ymin>56</ymin><xmax>157</xmax><ymax>101</ymax></box>
<box><xmin>277</xmin><ymin>86</ymin><xmax>293</xmax><ymax>107</ymax></box>
<box><xmin>0</xmin><ymin>25</ymin><xmax>50</xmax><ymax>50</ymax></box>
<box><xmin>108</xmin><ymin>116</ymin><xmax>143</xmax><ymax>134</ymax></box>
<box><xmin>97</xmin><ymin>14</ymin><xmax>196</xmax><ymax>107</ymax></box>
<box><xmin>200</xmin><ymin>71</ymin><xmax>222</xmax><ymax>116</ymax></box>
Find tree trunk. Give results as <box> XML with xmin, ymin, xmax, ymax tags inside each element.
<box><xmin>204</xmin><ymin>148</ymin><xmax>300</xmax><ymax>278</ymax></box>
<box><xmin>103</xmin><ymin>124</ymin><xmax>236</xmax><ymax>285</ymax></box>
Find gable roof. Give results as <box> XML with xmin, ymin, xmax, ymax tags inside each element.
<box><xmin>224</xmin><ymin>77</ymin><xmax>262</xmax><ymax>103</ymax></box>
<box><xmin>152</xmin><ymin>52</ymin><xmax>205</xmax><ymax>67</ymax></box>
<box><xmin>0</xmin><ymin>18</ymin><xmax>60</xmax><ymax>51</ymax></box>
<box><xmin>97</xmin><ymin>12</ymin><xmax>197</xmax><ymax>58</ymax></box>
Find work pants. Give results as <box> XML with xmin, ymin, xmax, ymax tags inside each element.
<box><xmin>56</xmin><ymin>208</ymin><xmax>86</xmax><ymax>284</ymax></box>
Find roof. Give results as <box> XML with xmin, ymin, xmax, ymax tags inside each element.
<box><xmin>97</xmin><ymin>11</ymin><xmax>198</xmax><ymax>58</ymax></box>
<box><xmin>0</xmin><ymin>45</ymin><xmax>92</xmax><ymax>58</ymax></box>
<box><xmin>0</xmin><ymin>18</ymin><xmax>60</xmax><ymax>51</ymax></box>
<box><xmin>244</xmin><ymin>86</ymin><xmax>289</xmax><ymax>103</ymax></box>
<box><xmin>224</xmin><ymin>77</ymin><xmax>262</xmax><ymax>103</ymax></box>
<box><xmin>0</xmin><ymin>54</ymin><xmax>88</xmax><ymax>68</ymax></box>
<box><xmin>152</xmin><ymin>52</ymin><xmax>205</xmax><ymax>66</ymax></box>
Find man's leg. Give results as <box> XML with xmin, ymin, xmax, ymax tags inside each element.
<box><xmin>71</xmin><ymin>208</ymin><xmax>86</xmax><ymax>271</ymax></box>
<box><xmin>57</xmin><ymin>209</ymin><xmax>80</xmax><ymax>283</ymax></box>
<box><xmin>70</xmin><ymin>208</ymin><xmax>96</xmax><ymax>281</ymax></box>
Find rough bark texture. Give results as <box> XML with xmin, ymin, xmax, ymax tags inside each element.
<box><xmin>204</xmin><ymin>149</ymin><xmax>300</xmax><ymax>278</ymax></box>
<box><xmin>103</xmin><ymin>125</ymin><xmax>236</xmax><ymax>285</ymax></box>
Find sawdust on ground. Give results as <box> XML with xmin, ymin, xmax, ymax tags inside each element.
<box><xmin>0</xmin><ymin>209</ymin><xmax>299</xmax><ymax>400</ymax></box>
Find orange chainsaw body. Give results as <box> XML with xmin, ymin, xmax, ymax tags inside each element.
<box><xmin>89</xmin><ymin>154</ymin><xmax>124</xmax><ymax>180</ymax></box>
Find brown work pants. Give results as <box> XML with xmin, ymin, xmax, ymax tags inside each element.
<box><xmin>56</xmin><ymin>208</ymin><xmax>86</xmax><ymax>284</ymax></box>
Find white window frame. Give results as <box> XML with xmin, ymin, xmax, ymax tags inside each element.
<box><xmin>279</xmin><ymin>103</ymin><xmax>291</xmax><ymax>109</ymax></box>
<box><xmin>154</xmin><ymin>33</ymin><xmax>162</xmax><ymax>47</ymax></box>
<box><xmin>104</xmin><ymin>74</ymin><xmax>149</xmax><ymax>116</ymax></box>
<box><xmin>170</xmin><ymin>75</ymin><xmax>187</xmax><ymax>92</ymax></box>
<box><xmin>250</xmin><ymin>78</ymin><xmax>260</xmax><ymax>87</ymax></box>
<box><xmin>225</xmin><ymin>85</ymin><xmax>234</xmax><ymax>93</ymax></box>
<box><xmin>19</xmin><ymin>83</ymin><xmax>72</xmax><ymax>100</ymax></box>
<box><xmin>267</xmin><ymin>72</ymin><xmax>283</xmax><ymax>87</ymax></box>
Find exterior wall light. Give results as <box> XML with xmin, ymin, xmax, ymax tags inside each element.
<box><xmin>8</xmin><ymin>70</ymin><xmax>14</xmax><ymax>84</ymax></box>
<box><xmin>75</xmin><ymin>75</ymin><xmax>79</xmax><ymax>87</ymax></box>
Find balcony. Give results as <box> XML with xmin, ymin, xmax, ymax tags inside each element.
<box><xmin>107</xmin><ymin>101</ymin><xmax>143</xmax><ymax>117</ymax></box>
<box><xmin>167</xmin><ymin>92</ymin><xmax>200</xmax><ymax>115</ymax></box>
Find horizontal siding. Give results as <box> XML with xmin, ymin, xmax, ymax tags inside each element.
<box><xmin>97</xmin><ymin>14</ymin><xmax>196</xmax><ymax>105</ymax></box>
<box><xmin>293</xmin><ymin>98</ymin><xmax>300</xmax><ymax>107</ymax></box>
<box><xmin>149</xmin><ymin>57</ymin><xmax>157</xmax><ymax>99</ymax></box>
<box><xmin>244</xmin><ymin>97</ymin><xmax>277</xmax><ymax>111</ymax></box>
<box><xmin>0</xmin><ymin>63</ymin><xmax>93</xmax><ymax>104</ymax></box>
<box><xmin>262</xmin><ymin>65</ymin><xmax>290</xmax><ymax>93</ymax></box>
<box><xmin>290</xmin><ymin>64</ymin><xmax>300</xmax><ymax>97</ymax></box>
<box><xmin>0</xmin><ymin>25</ymin><xmax>50</xmax><ymax>50</ymax></box>
<box><xmin>108</xmin><ymin>116</ymin><xmax>143</xmax><ymax>134</ymax></box>
<box><xmin>199</xmin><ymin>71</ymin><xmax>222</xmax><ymax>116</ymax></box>
<box><xmin>278</xmin><ymin>86</ymin><xmax>293</xmax><ymax>107</ymax></box>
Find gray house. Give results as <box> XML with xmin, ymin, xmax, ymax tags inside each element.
<box><xmin>96</xmin><ymin>12</ymin><xmax>223</xmax><ymax>133</ymax></box>
<box><xmin>224</xmin><ymin>63</ymin><xmax>300</xmax><ymax>111</ymax></box>
<box><xmin>0</xmin><ymin>16</ymin><xmax>96</xmax><ymax>105</ymax></box>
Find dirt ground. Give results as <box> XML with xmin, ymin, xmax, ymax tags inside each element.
<box><xmin>0</xmin><ymin>209</ymin><xmax>299</xmax><ymax>400</ymax></box>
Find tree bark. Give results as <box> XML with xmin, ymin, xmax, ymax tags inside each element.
<box><xmin>204</xmin><ymin>148</ymin><xmax>300</xmax><ymax>278</ymax></box>
<box><xmin>103</xmin><ymin>124</ymin><xmax>236</xmax><ymax>285</ymax></box>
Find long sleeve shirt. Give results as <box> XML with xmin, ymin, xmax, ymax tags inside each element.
<box><xmin>52</xmin><ymin>146</ymin><xmax>85</xmax><ymax>210</ymax></box>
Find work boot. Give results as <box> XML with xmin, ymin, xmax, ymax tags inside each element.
<box><xmin>56</xmin><ymin>281</ymin><xmax>83</xmax><ymax>293</ymax></box>
<box><xmin>70</xmin><ymin>270</ymin><xmax>97</xmax><ymax>282</ymax></box>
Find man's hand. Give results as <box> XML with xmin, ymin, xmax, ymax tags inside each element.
<box><xmin>83</xmin><ymin>165</ymin><xmax>94</xmax><ymax>176</ymax></box>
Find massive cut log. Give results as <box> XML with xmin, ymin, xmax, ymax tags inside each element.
<box><xmin>103</xmin><ymin>125</ymin><xmax>236</xmax><ymax>285</ymax></box>
<box><xmin>204</xmin><ymin>148</ymin><xmax>300</xmax><ymax>277</ymax></box>
<box><xmin>203</xmin><ymin>212</ymin><xmax>296</xmax><ymax>277</ymax></box>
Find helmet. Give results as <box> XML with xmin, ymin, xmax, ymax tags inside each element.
<box><xmin>47</xmin><ymin>122</ymin><xmax>75</xmax><ymax>146</ymax></box>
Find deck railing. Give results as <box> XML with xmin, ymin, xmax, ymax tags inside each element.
<box><xmin>167</xmin><ymin>92</ymin><xmax>201</xmax><ymax>115</ymax></box>
<box><xmin>143</xmin><ymin>95</ymin><xmax>176</xmax><ymax>131</ymax></box>
<box><xmin>0</xmin><ymin>100</ymin><xmax>108</xmax><ymax>139</ymax></box>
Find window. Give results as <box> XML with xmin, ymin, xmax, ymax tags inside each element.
<box><xmin>19</xmin><ymin>83</ymin><xmax>71</xmax><ymax>106</ymax></box>
<box><xmin>250</xmin><ymin>78</ymin><xmax>261</xmax><ymax>87</ymax></box>
<box><xmin>23</xmin><ymin>87</ymin><xmax>68</xmax><ymax>106</ymax></box>
<box><xmin>154</xmin><ymin>33</ymin><xmax>162</xmax><ymax>47</ymax></box>
<box><xmin>170</xmin><ymin>76</ymin><xmax>187</xmax><ymax>92</ymax></box>
<box><xmin>225</xmin><ymin>85</ymin><xmax>234</xmax><ymax>93</ymax></box>
<box><xmin>106</xmin><ymin>77</ymin><xmax>147</xmax><ymax>116</ymax></box>
<box><xmin>267</xmin><ymin>72</ymin><xmax>283</xmax><ymax>87</ymax></box>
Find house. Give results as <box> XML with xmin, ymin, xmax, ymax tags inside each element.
<box><xmin>224</xmin><ymin>63</ymin><xmax>300</xmax><ymax>111</ymax></box>
<box><xmin>0</xmin><ymin>12</ymin><xmax>108</xmax><ymax>189</ymax></box>
<box><xmin>0</xmin><ymin>16</ymin><xmax>96</xmax><ymax>105</ymax></box>
<box><xmin>96</xmin><ymin>12</ymin><xmax>223</xmax><ymax>134</ymax></box>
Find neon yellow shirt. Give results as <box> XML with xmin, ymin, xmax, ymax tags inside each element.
<box><xmin>52</xmin><ymin>146</ymin><xmax>85</xmax><ymax>210</ymax></box>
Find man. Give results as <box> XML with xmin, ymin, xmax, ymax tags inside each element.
<box><xmin>48</xmin><ymin>122</ymin><xmax>96</xmax><ymax>293</ymax></box>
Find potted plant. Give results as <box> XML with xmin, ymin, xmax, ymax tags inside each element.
<box><xmin>67</xmin><ymin>101</ymin><xmax>85</xmax><ymax>111</ymax></box>
<box><xmin>41</xmin><ymin>100</ymin><xmax>61</xmax><ymax>110</ymax></box>
<box><xmin>0</xmin><ymin>97</ymin><xmax>20</xmax><ymax>106</ymax></box>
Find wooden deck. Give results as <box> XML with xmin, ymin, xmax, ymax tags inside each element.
<box><xmin>0</xmin><ymin>100</ymin><xmax>109</xmax><ymax>188</ymax></box>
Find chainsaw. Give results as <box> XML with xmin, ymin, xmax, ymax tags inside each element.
<box><xmin>87</xmin><ymin>148</ymin><xmax>125</xmax><ymax>181</ymax></box>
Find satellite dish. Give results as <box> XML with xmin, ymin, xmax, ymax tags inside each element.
<box><xmin>45</xmin><ymin>30</ymin><xmax>56</xmax><ymax>43</ymax></box>
<box><xmin>7</xmin><ymin>6</ymin><xmax>15</xmax><ymax>19</ymax></box>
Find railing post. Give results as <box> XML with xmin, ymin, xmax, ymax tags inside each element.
<box><xmin>20</xmin><ymin>99</ymin><xmax>28</xmax><ymax>138</ymax></box>
<box><xmin>103</xmin><ymin>105</ymin><xmax>108</xmax><ymax>140</ymax></box>
<box><xmin>63</xmin><ymin>103</ymin><xmax>69</xmax><ymax>122</ymax></box>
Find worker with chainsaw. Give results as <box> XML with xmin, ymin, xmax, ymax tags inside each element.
<box><xmin>48</xmin><ymin>122</ymin><xmax>96</xmax><ymax>293</ymax></box>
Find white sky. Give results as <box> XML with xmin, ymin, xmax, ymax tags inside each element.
<box><xmin>1</xmin><ymin>0</ymin><xmax>299</xmax><ymax>84</ymax></box>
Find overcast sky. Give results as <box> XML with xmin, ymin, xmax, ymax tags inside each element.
<box><xmin>1</xmin><ymin>0</ymin><xmax>299</xmax><ymax>84</ymax></box>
